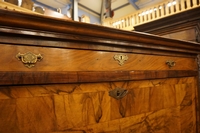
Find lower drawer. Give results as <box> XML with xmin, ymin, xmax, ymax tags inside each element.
<box><xmin>0</xmin><ymin>77</ymin><xmax>197</xmax><ymax>132</ymax></box>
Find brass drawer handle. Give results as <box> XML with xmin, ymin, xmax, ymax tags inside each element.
<box><xmin>109</xmin><ymin>87</ymin><xmax>128</xmax><ymax>100</ymax></box>
<box><xmin>16</xmin><ymin>52</ymin><xmax>43</xmax><ymax>68</ymax></box>
<box><xmin>166</xmin><ymin>60</ymin><xmax>176</xmax><ymax>68</ymax></box>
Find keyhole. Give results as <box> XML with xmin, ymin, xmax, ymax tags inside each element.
<box><xmin>117</xmin><ymin>90</ymin><xmax>120</xmax><ymax>97</ymax></box>
<box><xmin>120</xmin><ymin>55</ymin><xmax>123</xmax><ymax>60</ymax></box>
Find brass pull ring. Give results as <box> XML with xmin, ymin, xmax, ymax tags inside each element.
<box><xmin>166</xmin><ymin>60</ymin><xmax>176</xmax><ymax>68</ymax></box>
<box><xmin>109</xmin><ymin>88</ymin><xmax>128</xmax><ymax>100</ymax></box>
<box><xmin>16</xmin><ymin>52</ymin><xmax>43</xmax><ymax>68</ymax></box>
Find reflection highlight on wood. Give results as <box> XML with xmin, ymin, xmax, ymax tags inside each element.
<box><xmin>0</xmin><ymin>77</ymin><xmax>197</xmax><ymax>132</ymax></box>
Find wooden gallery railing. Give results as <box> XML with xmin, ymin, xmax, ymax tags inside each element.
<box><xmin>103</xmin><ymin>0</ymin><xmax>200</xmax><ymax>30</ymax></box>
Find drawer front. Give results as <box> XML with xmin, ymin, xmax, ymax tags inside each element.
<box><xmin>0</xmin><ymin>77</ymin><xmax>197</xmax><ymax>132</ymax></box>
<box><xmin>0</xmin><ymin>44</ymin><xmax>197</xmax><ymax>71</ymax></box>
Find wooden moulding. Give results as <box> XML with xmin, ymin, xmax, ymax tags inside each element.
<box><xmin>0</xmin><ymin>8</ymin><xmax>200</xmax><ymax>56</ymax></box>
<box><xmin>134</xmin><ymin>7</ymin><xmax>200</xmax><ymax>35</ymax></box>
<box><xmin>0</xmin><ymin>70</ymin><xmax>197</xmax><ymax>85</ymax></box>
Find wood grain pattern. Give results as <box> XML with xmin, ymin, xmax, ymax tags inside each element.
<box><xmin>0</xmin><ymin>34</ymin><xmax>197</xmax><ymax>58</ymax></box>
<box><xmin>0</xmin><ymin>70</ymin><xmax>197</xmax><ymax>85</ymax></box>
<box><xmin>0</xmin><ymin>44</ymin><xmax>197</xmax><ymax>71</ymax></box>
<box><xmin>134</xmin><ymin>7</ymin><xmax>200</xmax><ymax>42</ymax></box>
<box><xmin>0</xmin><ymin>8</ymin><xmax>200</xmax><ymax>56</ymax></box>
<box><xmin>0</xmin><ymin>77</ymin><xmax>197</xmax><ymax>132</ymax></box>
<box><xmin>0</xmin><ymin>8</ymin><xmax>199</xmax><ymax>133</ymax></box>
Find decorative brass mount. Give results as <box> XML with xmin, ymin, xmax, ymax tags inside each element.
<box><xmin>109</xmin><ymin>88</ymin><xmax>128</xmax><ymax>100</ymax></box>
<box><xmin>114</xmin><ymin>54</ymin><xmax>128</xmax><ymax>66</ymax></box>
<box><xmin>166</xmin><ymin>60</ymin><xmax>176</xmax><ymax>68</ymax></box>
<box><xmin>16</xmin><ymin>52</ymin><xmax>43</xmax><ymax>68</ymax></box>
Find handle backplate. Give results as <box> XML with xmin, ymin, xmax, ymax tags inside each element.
<box><xmin>16</xmin><ymin>52</ymin><xmax>43</xmax><ymax>68</ymax></box>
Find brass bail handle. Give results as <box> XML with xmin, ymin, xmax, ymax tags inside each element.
<box><xmin>166</xmin><ymin>60</ymin><xmax>176</xmax><ymax>68</ymax></box>
<box><xmin>16</xmin><ymin>52</ymin><xmax>43</xmax><ymax>68</ymax></box>
<box><xmin>109</xmin><ymin>88</ymin><xmax>128</xmax><ymax>100</ymax></box>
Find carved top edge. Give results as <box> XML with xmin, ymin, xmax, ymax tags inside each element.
<box><xmin>0</xmin><ymin>8</ymin><xmax>200</xmax><ymax>49</ymax></box>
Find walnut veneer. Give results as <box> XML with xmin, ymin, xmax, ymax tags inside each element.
<box><xmin>0</xmin><ymin>8</ymin><xmax>200</xmax><ymax>133</ymax></box>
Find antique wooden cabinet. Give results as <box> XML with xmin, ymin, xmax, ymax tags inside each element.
<box><xmin>134</xmin><ymin>7</ymin><xmax>200</xmax><ymax>43</ymax></box>
<box><xmin>0</xmin><ymin>8</ymin><xmax>200</xmax><ymax>133</ymax></box>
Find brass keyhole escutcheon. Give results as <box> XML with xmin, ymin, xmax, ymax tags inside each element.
<box><xmin>16</xmin><ymin>52</ymin><xmax>43</xmax><ymax>68</ymax></box>
<box><xmin>109</xmin><ymin>88</ymin><xmax>128</xmax><ymax>100</ymax></box>
<box><xmin>166</xmin><ymin>60</ymin><xmax>176</xmax><ymax>68</ymax></box>
<box><xmin>114</xmin><ymin>54</ymin><xmax>128</xmax><ymax>66</ymax></box>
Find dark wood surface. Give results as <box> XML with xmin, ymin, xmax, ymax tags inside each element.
<box><xmin>0</xmin><ymin>8</ymin><xmax>200</xmax><ymax>133</ymax></box>
<box><xmin>134</xmin><ymin>7</ymin><xmax>200</xmax><ymax>33</ymax></box>
<box><xmin>0</xmin><ymin>8</ymin><xmax>200</xmax><ymax>57</ymax></box>
<box><xmin>0</xmin><ymin>70</ymin><xmax>197</xmax><ymax>85</ymax></box>
<box><xmin>134</xmin><ymin>7</ymin><xmax>200</xmax><ymax>43</ymax></box>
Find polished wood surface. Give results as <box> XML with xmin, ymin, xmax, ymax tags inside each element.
<box><xmin>0</xmin><ymin>9</ymin><xmax>200</xmax><ymax>56</ymax></box>
<box><xmin>134</xmin><ymin>7</ymin><xmax>200</xmax><ymax>43</ymax></box>
<box><xmin>0</xmin><ymin>44</ymin><xmax>197</xmax><ymax>72</ymax></box>
<box><xmin>0</xmin><ymin>8</ymin><xmax>199</xmax><ymax>133</ymax></box>
<box><xmin>0</xmin><ymin>70</ymin><xmax>197</xmax><ymax>85</ymax></box>
<box><xmin>0</xmin><ymin>77</ymin><xmax>197</xmax><ymax>132</ymax></box>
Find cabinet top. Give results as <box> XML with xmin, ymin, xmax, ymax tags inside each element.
<box><xmin>0</xmin><ymin>8</ymin><xmax>200</xmax><ymax>57</ymax></box>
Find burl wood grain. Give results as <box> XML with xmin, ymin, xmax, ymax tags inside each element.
<box><xmin>0</xmin><ymin>77</ymin><xmax>197</xmax><ymax>133</ymax></box>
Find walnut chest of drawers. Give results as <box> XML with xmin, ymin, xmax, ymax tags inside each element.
<box><xmin>0</xmin><ymin>9</ymin><xmax>200</xmax><ymax>133</ymax></box>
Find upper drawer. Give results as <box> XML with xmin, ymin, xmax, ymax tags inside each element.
<box><xmin>0</xmin><ymin>44</ymin><xmax>197</xmax><ymax>71</ymax></box>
